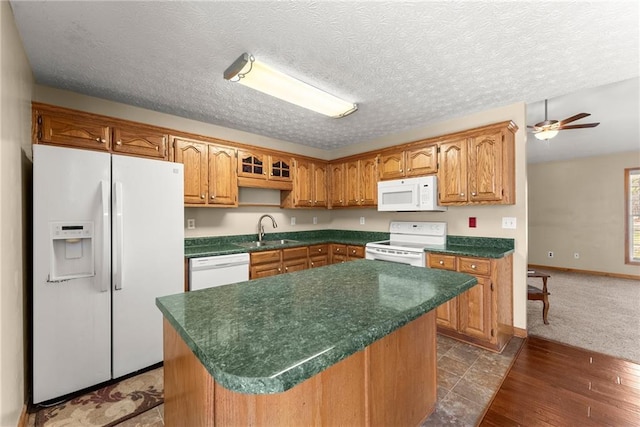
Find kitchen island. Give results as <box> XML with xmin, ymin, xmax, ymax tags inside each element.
<box><xmin>156</xmin><ymin>259</ymin><xmax>477</xmax><ymax>426</ymax></box>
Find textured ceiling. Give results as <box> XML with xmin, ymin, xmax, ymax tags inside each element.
<box><xmin>9</xmin><ymin>1</ymin><xmax>640</xmax><ymax>158</ymax></box>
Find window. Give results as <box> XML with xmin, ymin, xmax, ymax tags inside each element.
<box><xmin>626</xmin><ymin>168</ymin><xmax>640</xmax><ymax>264</ymax></box>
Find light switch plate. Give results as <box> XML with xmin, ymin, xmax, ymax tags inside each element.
<box><xmin>360</xmin><ymin>216</ymin><xmax>365</xmax><ymax>225</ymax></box>
<box><xmin>313</xmin><ymin>216</ymin><xmax>317</xmax><ymax>224</ymax></box>
<box><xmin>291</xmin><ymin>217</ymin><xmax>296</xmax><ymax>226</ymax></box>
<box><xmin>187</xmin><ymin>219</ymin><xmax>195</xmax><ymax>230</ymax></box>
<box><xmin>501</xmin><ymin>217</ymin><xmax>516</xmax><ymax>229</ymax></box>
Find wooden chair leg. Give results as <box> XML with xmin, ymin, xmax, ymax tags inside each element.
<box><xmin>542</xmin><ymin>296</ymin><xmax>549</xmax><ymax>325</ymax></box>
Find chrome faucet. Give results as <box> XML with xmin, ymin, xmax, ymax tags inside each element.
<box><xmin>257</xmin><ymin>214</ymin><xmax>278</xmax><ymax>241</ymax></box>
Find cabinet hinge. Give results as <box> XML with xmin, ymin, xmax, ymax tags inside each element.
<box><xmin>491</xmin><ymin>329</ymin><xmax>495</xmax><ymax>337</ymax></box>
<box><xmin>437</xmin><ymin>146</ymin><xmax>441</xmax><ymax>154</ymax></box>
<box><xmin>37</xmin><ymin>115</ymin><xmax>42</xmax><ymax>125</ymax></box>
<box><xmin>502</xmin><ymin>134</ymin><xmax>505</xmax><ymax>142</ymax></box>
<box><xmin>490</xmin><ymin>282</ymin><xmax>494</xmax><ymax>291</ymax></box>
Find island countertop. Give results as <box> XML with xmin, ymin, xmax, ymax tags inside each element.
<box><xmin>156</xmin><ymin>259</ymin><xmax>477</xmax><ymax>395</ymax></box>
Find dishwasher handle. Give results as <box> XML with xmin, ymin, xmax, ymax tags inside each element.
<box><xmin>191</xmin><ymin>261</ymin><xmax>249</xmax><ymax>271</ymax></box>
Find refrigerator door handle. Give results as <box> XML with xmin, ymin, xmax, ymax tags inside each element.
<box><xmin>100</xmin><ymin>180</ymin><xmax>110</xmax><ymax>292</ymax></box>
<box><xmin>113</xmin><ymin>181</ymin><xmax>124</xmax><ymax>290</ymax></box>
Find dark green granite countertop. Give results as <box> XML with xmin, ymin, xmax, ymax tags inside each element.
<box><xmin>185</xmin><ymin>230</ymin><xmax>514</xmax><ymax>259</ymax></box>
<box><xmin>156</xmin><ymin>259</ymin><xmax>477</xmax><ymax>394</ymax></box>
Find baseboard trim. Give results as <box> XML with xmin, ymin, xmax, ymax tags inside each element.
<box><xmin>513</xmin><ymin>326</ymin><xmax>527</xmax><ymax>338</ymax></box>
<box><xmin>18</xmin><ymin>404</ymin><xmax>28</xmax><ymax>427</ymax></box>
<box><xmin>527</xmin><ymin>264</ymin><xmax>640</xmax><ymax>281</ymax></box>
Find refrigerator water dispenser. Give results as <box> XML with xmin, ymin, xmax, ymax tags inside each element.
<box><xmin>49</xmin><ymin>222</ymin><xmax>95</xmax><ymax>281</ymax></box>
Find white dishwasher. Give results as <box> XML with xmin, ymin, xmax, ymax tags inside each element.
<box><xmin>189</xmin><ymin>253</ymin><xmax>250</xmax><ymax>291</ymax></box>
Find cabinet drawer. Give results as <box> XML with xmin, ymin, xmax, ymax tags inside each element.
<box><xmin>427</xmin><ymin>254</ymin><xmax>457</xmax><ymax>271</ymax></box>
<box><xmin>458</xmin><ymin>257</ymin><xmax>491</xmax><ymax>276</ymax></box>
<box><xmin>331</xmin><ymin>244</ymin><xmax>347</xmax><ymax>255</ymax></box>
<box><xmin>282</xmin><ymin>246</ymin><xmax>308</xmax><ymax>261</ymax></box>
<box><xmin>348</xmin><ymin>245</ymin><xmax>365</xmax><ymax>258</ymax></box>
<box><xmin>250</xmin><ymin>250</ymin><xmax>281</xmax><ymax>265</ymax></box>
<box><xmin>309</xmin><ymin>244</ymin><xmax>328</xmax><ymax>255</ymax></box>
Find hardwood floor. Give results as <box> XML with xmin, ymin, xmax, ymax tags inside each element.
<box><xmin>480</xmin><ymin>336</ymin><xmax>640</xmax><ymax>427</ymax></box>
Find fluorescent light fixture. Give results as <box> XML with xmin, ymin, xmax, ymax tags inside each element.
<box><xmin>534</xmin><ymin>129</ymin><xmax>559</xmax><ymax>140</ymax></box>
<box><xmin>224</xmin><ymin>53</ymin><xmax>358</xmax><ymax>118</ymax></box>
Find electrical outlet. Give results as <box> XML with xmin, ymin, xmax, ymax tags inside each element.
<box><xmin>574</xmin><ymin>252</ymin><xmax>580</xmax><ymax>259</ymax></box>
<box><xmin>360</xmin><ymin>216</ymin><xmax>365</xmax><ymax>225</ymax></box>
<box><xmin>312</xmin><ymin>216</ymin><xmax>317</xmax><ymax>225</ymax></box>
<box><xmin>187</xmin><ymin>219</ymin><xmax>195</xmax><ymax>230</ymax></box>
<box><xmin>290</xmin><ymin>217</ymin><xmax>296</xmax><ymax>226</ymax></box>
<box><xmin>502</xmin><ymin>217</ymin><xmax>516</xmax><ymax>229</ymax></box>
<box><xmin>548</xmin><ymin>251</ymin><xmax>554</xmax><ymax>258</ymax></box>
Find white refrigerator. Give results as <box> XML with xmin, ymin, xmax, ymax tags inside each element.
<box><xmin>32</xmin><ymin>144</ymin><xmax>184</xmax><ymax>404</ymax></box>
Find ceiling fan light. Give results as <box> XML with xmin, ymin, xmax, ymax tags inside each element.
<box><xmin>534</xmin><ymin>129</ymin><xmax>559</xmax><ymax>140</ymax></box>
<box><xmin>223</xmin><ymin>53</ymin><xmax>358</xmax><ymax>118</ymax></box>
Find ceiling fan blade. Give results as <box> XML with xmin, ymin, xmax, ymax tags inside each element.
<box><xmin>559</xmin><ymin>113</ymin><xmax>590</xmax><ymax>126</ymax></box>
<box><xmin>558</xmin><ymin>123</ymin><xmax>600</xmax><ymax>130</ymax></box>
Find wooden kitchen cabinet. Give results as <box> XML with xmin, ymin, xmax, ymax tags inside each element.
<box><xmin>35</xmin><ymin>110</ymin><xmax>111</xmax><ymax>151</ymax></box>
<box><xmin>379</xmin><ymin>143</ymin><xmax>437</xmax><ymax>181</ymax></box>
<box><xmin>329</xmin><ymin>162</ymin><xmax>346</xmax><ymax>208</ymax></box>
<box><xmin>437</xmin><ymin>121</ymin><xmax>517</xmax><ymax>205</ymax></box>
<box><xmin>172</xmin><ymin>136</ymin><xmax>238</xmax><ymax>207</ymax></box>
<box><xmin>249</xmin><ymin>247</ymin><xmax>309</xmax><ymax>279</ymax></box>
<box><xmin>237</xmin><ymin>149</ymin><xmax>293</xmax><ymax>190</ymax></box>
<box><xmin>428</xmin><ymin>252</ymin><xmax>513</xmax><ymax>352</ymax></box>
<box><xmin>33</xmin><ymin>104</ymin><xmax>170</xmax><ymax>160</ymax></box>
<box><xmin>112</xmin><ymin>123</ymin><xmax>168</xmax><ymax>159</ymax></box>
<box><xmin>330</xmin><ymin>244</ymin><xmax>365</xmax><ymax>264</ymax></box>
<box><xmin>281</xmin><ymin>159</ymin><xmax>327</xmax><ymax>208</ymax></box>
<box><xmin>308</xmin><ymin>244</ymin><xmax>329</xmax><ymax>268</ymax></box>
<box><xmin>345</xmin><ymin>155</ymin><xmax>378</xmax><ymax>207</ymax></box>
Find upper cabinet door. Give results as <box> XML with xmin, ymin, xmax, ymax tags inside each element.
<box><xmin>237</xmin><ymin>150</ymin><xmax>267</xmax><ymax>179</ymax></box>
<box><xmin>438</xmin><ymin>139</ymin><xmax>468</xmax><ymax>203</ymax></box>
<box><xmin>405</xmin><ymin>144</ymin><xmax>437</xmax><ymax>177</ymax></box>
<box><xmin>345</xmin><ymin>161</ymin><xmax>360</xmax><ymax>206</ymax></box>
<box><xmin>269</xmin><ymin>155</ymin><xmax>292</xmax><ymax>182</ymax></box>
<box><xmin>208</xmin><ymin>145</ymin><xmax>238</xmax><ymax>206</ymax></box>
<box><xmin>379</xmin><ymin>152</ymin><xmax>405</xmax><ymax>180</ymax></box>
<box><xmin>37</xmin><ymin>112</ymin><xmax>110</xmax><ymax>151</ymax></box>
<box><xmin>360</xmin><ymin>156</ymin><xmax>378</xmax><ymax>206</ymax></box>
<box><xmin>294</xmin><ymin>158</ymin><xmax>313</xmax><ymax>207</ymax></box>
<box><xmin>112</xmin><ymin>124</ymin><xmax>168</xmax><ymax>159</ymax></box>
<box><xmin>312</xmin><ymin>162</ymin><xmax>328</xmax><ymax>207</ymax></box>
<box><xmin>329</xmin><ymin>163</ymin><xmax>345</xmax><ymax>208</ymax></box>
<box><xmin>468</xmin><ymin>131</ymin><xmax>503</xmax><ymax>202</ymax></box>
<box><xmin>173</xmin><ymin>137</ymin><xmax>208</xmax><ymax>205</ymax></box>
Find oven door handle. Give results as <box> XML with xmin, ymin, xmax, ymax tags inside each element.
<box><xmin>365</xmin><ymin>250</ymin><xmax>424</xmax><ymax>264</ymax></box>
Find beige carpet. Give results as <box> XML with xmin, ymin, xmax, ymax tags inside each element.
<box><xmin>35</xmin><ymin>367</ymin><xmax>163</xmax><ymax>427</ymax></box>
<box><xmin>527</xmin><ymin>270</ymin><xmax>640</xmax><ymax>364</ymax></box>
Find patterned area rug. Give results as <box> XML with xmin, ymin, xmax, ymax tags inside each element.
<box><xmin>35</xmin><ymin>367</ymin><xmax>163</xmax><ymax>427</ymax></box>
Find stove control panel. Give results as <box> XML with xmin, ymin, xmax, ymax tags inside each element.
<box><xmin>389</xmin><ymin>221</ymin><xmax>447</xmax><ymax>237</ymax></box>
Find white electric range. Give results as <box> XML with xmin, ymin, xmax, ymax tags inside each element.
<box><xmin>365</xmin><ymin>221</ymin><xmax>447</xmax><ymax>267</ymax></box>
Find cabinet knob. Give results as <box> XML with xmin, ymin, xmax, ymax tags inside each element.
<box><xmin>116</xmin><ymin>140</ymin><xmax>122</xmax><ymax>146</ymax></box>
<box><xmin>471</xmin><ymin>192</ymin><xmax>477</xmax><ymax>196</ymax></box>
<box><xmin>311</xmin><ymin>262</ymin><xmax>314</xmax><ymax>267</ymax></box>
<box><xmin>155</xmin><ymin>146</ymin><xmax>159</xmax><ymax>151</ymax></box>
<box><xmin>352</xmin><ymin>250</ymin><xmax>356</xmax><ymax>254</ymax></box>
<box><xmin>471</xmin><ymin>264</ymin><xmax>477</xmax><ymax>269</ymax></box>
<box><xmin>278</xmin><ymin>267</ymin><xmax>282</xmax><ymax>272</ymax></box>
<box><xmin>361</xmin><ymin>199</ymin><xmax>364</xmax><ymax>202</ymax></box>
<box><xmin>270</xmin><ymin>172</ymin><xmax>273</xmax><ymax>176</ymax></box>
<box><xmin>285</xmin><ymin>267</ymin><xmax>288</xmax><ymax>272</ymax></box>
<box><xmin>399</xmin><ymin>168</ymin><xmax>403</xmax><ymax>172</ymax></box>
<box><xmin>439</xmin><ymin>260</ymin><xmax>444</xmax><ymax>265</ymax></box>
<box><xmin>200</xmin><ymin>194</ymin><xmax>205</xmax><ymax>199</ymax></box>
<box><xmin>460</xmin><ymin>193</ymin><xmax>465</xmax><ymax>197</ymax></box>
<box><xmin>336</xmin><ymin>248</ymin><xmax>341</xmax><ymax>252</ymax></box>
<box><xmin>211</xmin><ymin>195</ymin><xmax>215</xmax><ymax>199</ymax></box>
<box><xmin>96</xmin><ymin>138</ymin><xmax>106</xmax><ymax>144</ymax></box>
<box><xmin>318</xmin><ymin>248</ymin><xmax>322</xmax><ymax>252</ymax></box>
<box><xmin>407</xmin><ymin>168</ymin><xmax>411</xmax><ymax>171</ymax></box>
<box><xmin>263</xmin><ymin>172</ymin><xmax>267</xmax><ymax>175</ymax></box>
<box><xmin>309</xmin><ymin>200</ymin><xmax>312</xmax><ymax>203</ymax></box>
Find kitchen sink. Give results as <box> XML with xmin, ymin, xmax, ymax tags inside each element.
<box><xmin>234</xmin><ymin>239</ymin><xmax>299</xmax><ymax>248</ymax></box>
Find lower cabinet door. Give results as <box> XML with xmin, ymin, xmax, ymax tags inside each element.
<box><xmin>283</xmin><ymin>258</ymin><xmax>308</xmax><ymax>273</ymax></box>
<box><xmin>457</xmin><ymin>276</ymin><xmax>493</xmax><ymax>341</ymax></box>
<box><xmin>435</xmin><ymin>297</ymin><xmax>457</xmax><ymax>330</ymax></box>
<box><xmin>250</xmin><ymin>261</ymin><xmax>282</xmax><ymax>279</ymax></box>
<box><xmin>309</xmin><ymin>255</ymin><xmax>329</xmax><ymax>268</ymax></box>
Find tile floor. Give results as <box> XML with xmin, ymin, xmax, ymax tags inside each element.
<box><xmin>113</xmin><ymin>334</ymin><xmax>523</xmax><ymax>427</ymax></box>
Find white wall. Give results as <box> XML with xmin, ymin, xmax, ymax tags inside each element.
<box><xmin>0</xmin><ymin>2</ymin><xmax>34</xmax><ymax>425</ymax></box>
<box><xmin>529</xmin><ymin>151</ymin><xmax>640</xmax><ymax>277</ymax></box>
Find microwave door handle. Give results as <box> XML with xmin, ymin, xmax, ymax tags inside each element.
<box><xmin>413</xmin><ymin>184</ymin><xmax>420</xmax><ymax>207</ymax></box>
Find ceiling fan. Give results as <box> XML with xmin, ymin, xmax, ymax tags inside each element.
<box><xmin>528</xmin><ymin>99</ymin><xmax>600</xmax><ymax>140</ymax></box>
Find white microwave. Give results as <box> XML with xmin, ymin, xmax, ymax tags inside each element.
<box><xmin>377</xmin><ymin>176</ymin><xmax>447</xmax><ymax>212</ymax></box>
